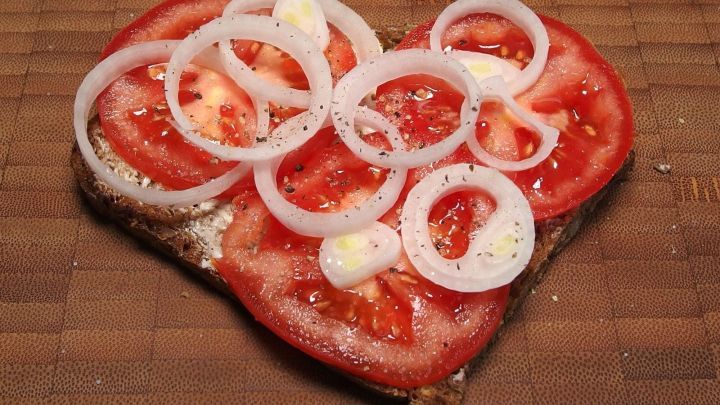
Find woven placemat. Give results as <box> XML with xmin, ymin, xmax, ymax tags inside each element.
<box><xmin>1</xmin><ymin>0</ymin><xmax>719</xmax><ymax>403</ymax></box>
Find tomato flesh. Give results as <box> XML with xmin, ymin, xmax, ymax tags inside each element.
<box><xmin>383</xmin><ymin>13</ymin><xmax>634</xmax><ymax>220</ymax></box>
<box><xmin>217</xmin><ymin>124</ymin><xmax>507</xmax><ymax>387</ymax></box>
<box><xmin>98</xmin><ymin>1</ymin><xmax>356</xmax><ymax>193</ymax></box>
<box><xmin>219</xmin><ymin>186</ymin><xmax>508</xmax><ymax>387</ymax></box>
<box><xmin>230</xmin><ymin>9</ymin><xmax>357</xmax><ymax>89</ymax></box>
<box><xmin>97</xmin><ymin>63</ymin><xmax>255</xmax><ymax>192</ymax></box>
<box><xmin>101</xmin><ymin>0</ymin><xmax>230</xmax><ymax>59</ymax></box>
<box><xmin>429</xmin><ymin>190</ymin><xmax>495</xmax><ymax>260</ymax></box>
<box><xmin>446</xmin><ymin>14</ymin><xmax>534</xmax><ymax>69</ymax></box>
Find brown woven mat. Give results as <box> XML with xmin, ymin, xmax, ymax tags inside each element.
<box><xmin>1</xmin><ymin>0</ymin><xmax>719</xmax><ymax>403</ymax></box>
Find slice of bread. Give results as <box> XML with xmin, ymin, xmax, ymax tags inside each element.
<box><xmin>71</xmin><ymin>116</ymin><xmax>633</xmax><ymax>404</ymax></box>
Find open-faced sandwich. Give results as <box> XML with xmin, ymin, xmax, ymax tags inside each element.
<box><xmin>71</xmin><ymin>0</ymin><xmax>634</xmax><ymax>402</ymax></box>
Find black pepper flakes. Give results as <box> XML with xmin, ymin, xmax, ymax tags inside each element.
<box><xmin>295</xmin><ymin>164</ymin><xmax>304</xmax><ymax>172</ymax></box>
<box><xmin>284</xmin><ymin>184</ymin><xmax>296</xmax><ymax>193</ymax></box>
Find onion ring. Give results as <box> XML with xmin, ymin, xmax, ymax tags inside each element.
<box><xmin>429</xmin><ymin>0</ymin><xmax>550</xmax><ymax>96</ymax></box>
<box><xmin>467</xmin><ymin>76</ymin><xmax>559</xmax><ymax>171</ymax></box>
<box><xmin>74</xmin><ymin>40</ymin><xmax>250</xmax><ymax>207</ymax></box>
<box><xmin>219</xmin><ymin>0</ymin><xmax>313</xmax><ymax>108</ymax></box>
<box><xmin>316</xmin><ymin>0</ymin><xmax>382</xmax><ymax>61</ymax></box>
<box><xmin>165</xmin><ymin>15</ymin><xmax>332</xmax><ymax>162</ymax></box>
<box><xmin>401</xmin><ymin>164</ymin><xmax>535</xmax><ymax>293</ymax></box>
<box><xmin>272</xmin><ymin>0</ymin><xmax>330</xmax><ymax>50</ymax></box>
<box><xmin>254</xmin><ymin>108</ymin><xmax>408</xmax><ymax>238</ymax></box>
<box><xmin>319</xmin><ymin>221</ymin><xmax>402</xmax><ymax>289</ymax></box>
<box><xmin>331</xmin><ymin>49</ymin><xmax>482</xmax><ymax>169</ymax></box>
<box><xmin>219</xmin><ymin>0</ymin><xmax>381</xmax><ymax>109</ymax></box>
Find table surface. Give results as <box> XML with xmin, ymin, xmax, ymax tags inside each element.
<box><xmin>1</xmin><ymin>0</ymin><xmax>719</xmax><ymax>403</ymax></box>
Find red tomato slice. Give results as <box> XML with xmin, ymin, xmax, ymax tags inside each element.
<box><xmin>101</xmin><ymin>0</ymin><xmax>229</xmax><ymax>59</ymax></box>
<box><xmin>98</xmin><ymin>0</ymin><xmax>356</xmax><ymax>192</ymax></box>
<box><xmin>97</xmin><ymin>63</ymin><xmax>256</xmax><ymax>191</ymax></box>
<box><xmin>378</xmin><ymin>14</ymin><xmax>634</xmax><ymax>220</ymax></box>
<box><xmin>218</xmin><ymin>127</ymin><xmax>508</xmax><ymax>388</ymax></box>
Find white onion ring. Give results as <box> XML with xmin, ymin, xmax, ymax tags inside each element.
<box><xmin>219</xmin><ymin>0</ymin><xmax>381</xmax><ymax>109</ymax></box>
<box><xmin>165</xmin><ymin>15</ymin><xmax>332</xmax><ymax>162</ymax></box>
<box><xmin>319</xmin><ymin>221</ymin><xmax>402</xmax><ymax>289</ymax></box>
<box><xmin>74</xmin><ymin>41</ymin><xmax>250</xmax><ymax>207</ymax></box>
<box><xmin>272</xmin><ymin>0</ymin><xmax>330</xmax><ymax>50</ymax></box>
<box><xmin>316</xmin><ymin>0</ymin><xmax>382</xmax><ymax>61</ymax></box>
<box><xmin>430</xmin><ymin>0</ymin><xmax>549</xmax><ymax>96</ymax></box>
<box><xmin>254</xmin><ymin>108</ymin><xmax>408</xmax><ymax>238</ymax></box>
<box><xmin>331</xmin><ymin>49</ymin><xmax>482</xmax><ymax>169</ymax></box>
<box><xmin>223</xmin><ymin>0</ymin><xmax>277</xmax><ymax>15</ymax></box>
<box><xmin>467</xmin><ymin>76</ymin><xmax>559</xmax><ymax>171</ymax></box>
<box><xmin>453</xmin><ymin>51</ymin><xmax>521</xmax><ymax>85</ymax></box>
<box><xmin>182</xmin><ymin>45</ymin><xmax>272</xmax><ymax>140</ymax></box>
<box><xmin>219</xmin><ymin>0</ymin><xmax>312</xmax><ymax>108</ymax></box>
<box><xmin>401</xmin><ymin>164</ymin><xmax>535</xmax><ymax>293</ymax></box>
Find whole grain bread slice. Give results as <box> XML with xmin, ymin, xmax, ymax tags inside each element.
<box><xmin>71</xmin><ymin>117</ymin><xmax>633</xmax><ymax>404</ymax></box>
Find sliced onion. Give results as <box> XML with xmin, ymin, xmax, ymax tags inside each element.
<box><xmin>316</xmin><ymin>0</ymin><xmax>382</xmax><ymax>61</ymax></box>
<box><xmin>180</xmin><ymin>44</ymin><xmax>272</xmax><ymax>141</ymax></box>
<box><xmin>453</xmin><ymin>51</ymin><xmax>521</xmax><ymax>85</ymax></box>
<box><xmin>165</xmin><ymin>15</ymin><xmax>332</xmax><ymax>162</ymax></box>
<box><xmin>219</xmin><ymin>0</ymin><xmax>312</xmax><ymax>108</ymax></box>
<box><xmin>401</xmin><ymin>164</ymin><xmax>535</xmax><ymax>293</ymax></box>
<box><xmin>430</xmin><ymin>0</ymin><xmax>549</xmax><ymax>96</ymax></box>
<box><xmin>331</xmin><ymin>49</ymin><xmax>482</xmax><ymax>169</ymax></box>
<box><xmin>467</xmin><ymin>76</ymin><xmax>559</xmax><ymax>171</ymax></box>
<box><xmin>74</xmin><ymin>40</ymin><xmax>250</xmax><ymax>208</ymax></box>
<box><xmin>272</xmin><ymin>0</ymin><xmax>330</xmax><ymax>50</ymax></box>
<box><xmin>223</xmin><ymin>0</ymin><xmax>277</xmax><ymax>15</ymax></box>
<box><xmin>254</xmin><ymin>108</ymin><xmax>408</xmax><ymax>238</ymax></box>
<box><xmin>320</xmin><ymin>221</ymin><xmax>401</xmax><ymax>289</ymax></box>
<box><xmin>219</xmin><ymin>0</ymin><xmax>381</xmax><ymax>109</ymax></box>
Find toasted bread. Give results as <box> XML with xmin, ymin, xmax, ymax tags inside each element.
<box><xmin>72</xmin><ymin>21</ymin><xmax>634</xmax><ymax>405</ymax></box>
<box><xmin>71</xmin><ymin>114</ymin><xmax>633</xmax><ymax>403</ymax></box>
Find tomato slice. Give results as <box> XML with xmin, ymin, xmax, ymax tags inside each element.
<box><xmin>217</xmin><ymin>125</ymin><xmax>507</xmax><ymax>387</ymax></box>
<box><xmin>97</xmin><ymin>0</ymin><xmax>356</xmax><ymax>192</ymax></box>
<box><xmin>97</xmin><ymin>63</ymin><xmax>256</xmax><ymax>191</ymax></box>
<box><xmin>378</xmin><ymin>14</ymin><xmax>634</xmax><ymax>220</ymax></box>
<box><xmin>98</xmin><ymin>0</ymin><xmax>632</xmax><ymax>390</ymax></box>
<box><xmin>101</xmin><ymin>0</ymin><xmax>229</xmax><ymax>59</ymax></box>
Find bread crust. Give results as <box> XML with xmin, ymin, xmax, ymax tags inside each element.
<box><xmin>72</xmin><ymin>116</ymin><xmax>633</xmax><ymax>404</ymax></box>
